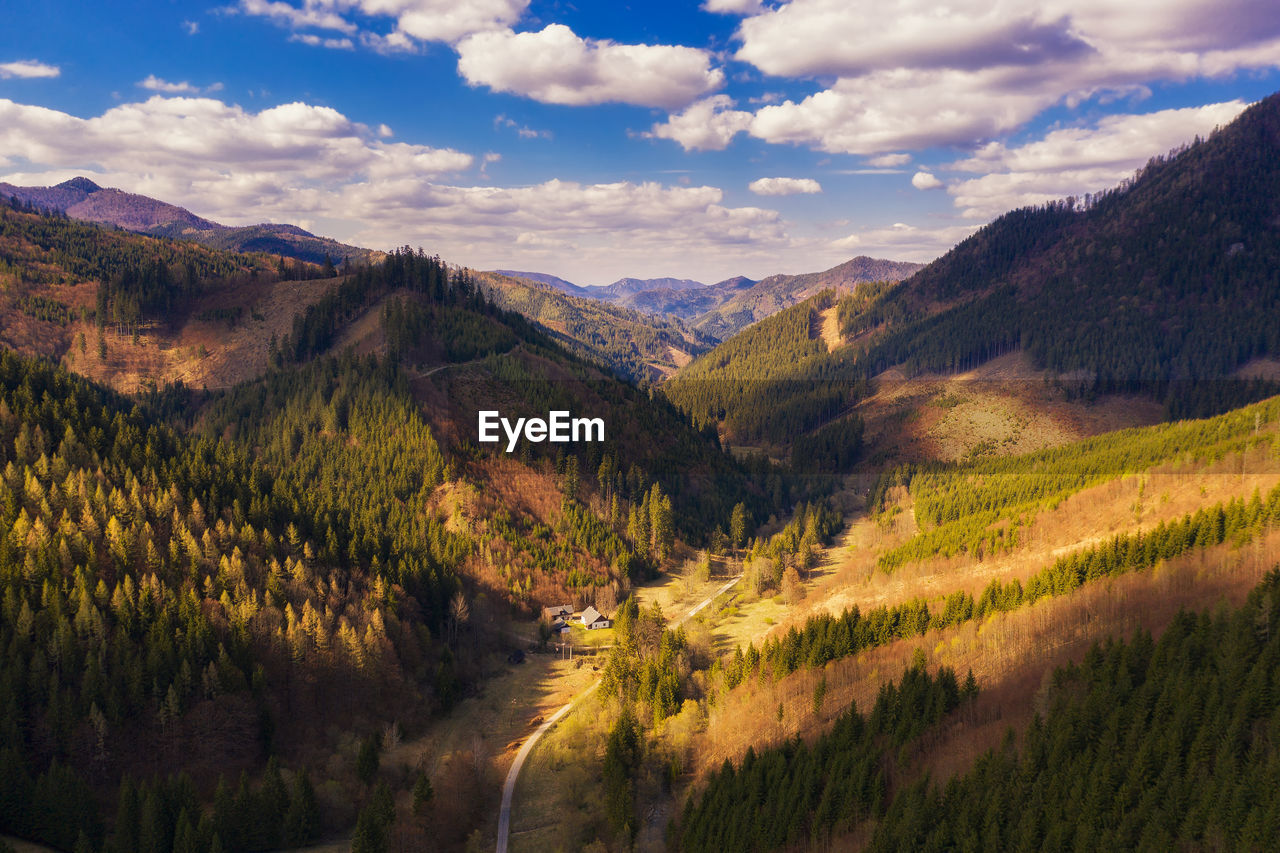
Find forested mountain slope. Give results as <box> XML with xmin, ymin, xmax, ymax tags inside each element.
<box><xmin>668</xmin><ymin>92</ymin><xmax>1280</xmax><ymax>464</ymax></box>
<box><xmin>663</xmin><ymin>290</ymin><xmax>867</xmax><ymax>469</ymax></box>
<box><xmin>475</xmin><ymin>271</ymin><xmax>716</xmax><ymax>381</ymax></box>
<box><xmin>684</xmin><ymin>570</ymin><xmax>1280</xmax><ymax>851</ymax></box>
<box><xmin>670</xmin><ymin>386</ymin><xmax>1280</xmax><ymax>851</ymax></box>
<box><xmin>851</xmin><ymin>91</ymin><xmax>1280</xmax><ymax>411</ymax></box>
<box><xmin>0</xmin><ymin>200</ymin><xmax>800</xmax><ymax>851</ymax></box>
<box><xmin>692</xmin><ymin>256</ymin><xmax>922</xmax><ymax>341</ymax></box>
<box><xmin>0</xmin><ymin>177</ymin><xmax>378</xmax><ymax>266</ymax></box>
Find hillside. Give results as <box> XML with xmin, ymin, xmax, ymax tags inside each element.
<box><xmin>490</xmin><ymin>269</ymin><xmax>587</xmax><ymax>296</ymax></box>
<box><xmin>668</xmin><ymin>393</ymin><xmax>1280</xmax><ymax>851</ymax></box>
<box><xmin>0</xmin><ymin>177</ymin><xmax>379</xmax><ymax>266</ymax></box>
<box><xmin>493</xmin><ymin>257</ymin><xmax>921</xmax><ymax>342</ymax></box>
<box><xmin>692</xmin><ymin>256</ymin><xmax>924</xmax><ymax>340</ymax></box>
<box><xmin>593</xmin><ymin>275</ymin><xmax>705</xmax><ymax>301</ymax></box>
<box><xmin>669</xmin><ymin>94</ymin><xmax>1280</xmax><ymax>467</ymax></box>
<box><xmin>847</xmin><ymin>92</ymin><xmax>1280</xmax><ymax>414</ymax></box>
<box><xmin>475</xmin><ymin>271</ymin><xmax>716</xmax><ymax>381</ymax></box>
<box><xmin>0</xmin><ymin>200</ymin><xmax>806</xmax><ymax>853</ymax></box>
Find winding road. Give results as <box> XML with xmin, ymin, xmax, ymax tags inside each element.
<box><xmin>494</xmin><ymin>573</ymin><xmax>743</xmax><ymax>853</ymax></box>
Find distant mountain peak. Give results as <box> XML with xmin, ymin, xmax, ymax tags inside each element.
<box><xmin>56</xmin><ymin>176</ymin><xmax>102</xmax><ymax>193</ymax></box>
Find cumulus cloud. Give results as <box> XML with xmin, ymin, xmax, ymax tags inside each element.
<box><xmin>237</xmin><ymin>0</ymin><xmax>527</xmax><ymax>45</ymax></box>
<box><xmin>868</xmin><ymin>152</ymin><xmax>911</xmax><ymax>167</ymax></box>
<box><xmin>236</xmin><ymin>0</ymin><xmax>356</xmax><ymax>34</ymax></box>
<box><xmin>703</xmin><ymin>0</ymin><xmax>764</xmax><ymax>14</ymax></box>
<box><xmin>737</xmin><ymin>2</ymin><xmax>1091</xmax><ymax>79</ymax></box>
<box><xmin>392</xmin><ymin>0</ymin><xmax>529</xmax><ymax>43</ymax></box>
<box><xmin>729</xmin><ymin>0</ymin><xmax>1280</xmax><ymax>155</ymax></box>
<box><xmin>911</xmin><ymin>171</ymin><xmax>943</xmax><ymax>190</ymax></box>
<box><xmin>0</xmin><ymin>60</ymin><xmax>60</xmax><ymax>79</ymax></box>
<box><xmin>947</xmin><ymin>100</ymin><xmax>1248</xmax><ymax>218</ymax></box>
<box><xmin>0</xmin><ymin>95</ymin><xmax>801</xmax><ymax>284</ymax></box>
<box><xmin>648</xmin><ymin>95</ymin><xmax>752</xmax><ymax>151</ymax></box>
<box><xmin>0</xmin><ymin>96</ymin><xmax>472</xmax><ymax>221</ymax></box>
<box><xmin>830</xmin><ymin>222</ymin><xmax>980</xmax><ymax>263</ymax></box>
<box><xmin>138</xmin><ymin>75</ymin><xmax>224</xmax><ymax>94</ymax></box>
<box><xmin>457</xmin><ymin>25</ymin><xmax>722</xmax><ymax>108</ymax></box>
<box><xmin>749</xmin><ymin>67</ymin><xmax>1050</xmax><ymax>154</ymax></box>
<box><xmin>749</xmin><ymin>177</ymin><xmax>822</xmax><ymax>196</ymax></box>
<box><xmin>290</xmin><ymin>33</ymin><xmax>355</xmax><ymax>49</ymax></box>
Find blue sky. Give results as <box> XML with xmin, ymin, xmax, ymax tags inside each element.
<box><xmin>2</xmin><ymin>0</ymin><xmax>1279</xmax><ymax>284</ymax></box>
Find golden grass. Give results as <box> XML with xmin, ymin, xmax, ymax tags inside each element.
<box><xmin>690</xmin><ymin>526</ymin><xmax>1280</xmax><ymax>792</ymax></box>
<box><xmin>63</xmin><ymin>275</ymin><xmax>344</xmax><ymax>393</ymax></box>
<box><xmin>393</xmin><ymin>648</ymin><xmax>603</xmax><ymax>850</ymax></box>
<box><xmin>859</xmin><ymin>350</ymin><xmax>1164</xmax><ymax>465</ymax></box>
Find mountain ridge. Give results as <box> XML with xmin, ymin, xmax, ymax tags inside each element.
<box><xmin>0</xmin><ymin>176</ymin><xmax>379</xmax><ymax>266</ymax></box>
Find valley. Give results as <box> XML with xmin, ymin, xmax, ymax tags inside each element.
<box><xmin>3</xmin><ymin>77</ymin><xmax>1280</xmax><ymax>853</ymax></box>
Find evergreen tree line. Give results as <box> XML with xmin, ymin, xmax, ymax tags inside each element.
<box><xmin>0</xmin><ymin>350</ymin><xmax>460</xmax><ymax>850</ymax></box>
<box><xmin>840</xmin><ymin>94</ymin><xmax>1280</xmax><ymax>419</ymax></box>
<box><xmin>739</xmin><ymin>499</ymin><xmax>842</xmax><ymax>596</ymax></box>
<box><xmin>0</xmin><ymin>197</ymin><xmax>267</xmax><ymax>291</ymax></box>
<box><xmin>867</xmin><ymin>569</ymin><xmax>1280</xmax><ymax>851</ymax></box>
<box><xmin>679</xmin><ymin>661</ymin><xmax>976</xmax><ymax>852</ymax></box>
<box><xmin>721</xmin><ymin>481</ymin><xmax>1280</xmax><ymax>688</ymax></box>
<box><xmin>870</xmin><ymin>395</ymin><xmax>1280</xmax><ymax>571</ymax></box>
<box><xmin>664</xmin><ymin>291</ymin><xmax>869</xmax><ymax>445</ymax></box>
<box><xmin>600</xmin><ymin>597</ymin><xmax>690</xmax><ymax>727</ymax></box>
<box><xmin>478</xmin><ymin>274</ymin><xmax>716</xmax><ymax>384</ymax></box>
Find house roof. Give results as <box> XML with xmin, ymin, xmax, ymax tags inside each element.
<box><xmin>581</xmin><ymin>605</ymin><xmax>606</xmax><ymax>624</ymax></box>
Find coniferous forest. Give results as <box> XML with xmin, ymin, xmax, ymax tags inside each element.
<box><xmin>4</xmin><ymin>68</ymin><xmax>1280</xmax><ymax>853</ymax></box>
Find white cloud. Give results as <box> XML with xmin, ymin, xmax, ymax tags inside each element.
<box><xmin>830</xmin><ymin>222</ymin><xmax>979</xmax><ymax>263</ymax></box>
<box><xmin>647</xmin><ymin>95</ymin><xmax>752</xmax><ymax>151</ymax></box>
<box><xmin>749</xmin><ymin>68</ymin><xmax>1051</xmax><ymax>154</ymax></box>
<box><xmin>236</xmin><ymin>0</ymin><xmax>528</xmax><ymax>44</ymax></box>
<box><xmin>456</xmin><ymin>25</ymin><xmax>722</xmax><ymax>109</ymax></box>
<box><xmin>183</xmin><ymin>20</ymin><xmax>200</xmax><ymax>35</ymax></box>
<box><xmin>0</xmin><ymin>95</ymin><xmax>800</xmax><ymax>284</ymax></box>
<box><xmin>703</xmin><ymin>0</ymin><xmax>764</xmax><ymax>14</ymax></box>
<box><xmin>868</xmin><ymin>152</ymin><xmax>911</xmax><ymax>167</ymax></box>
<box><xmin>728</xmin><ymin>0</ymin><xmax>1280</xmax><ymax>155</ymax></box>
<box><xmin>236</xmin><ymin>0</ymin><xmax>356</xmax><ymax>34</ymax></box>
<box><xmin>391</xmin><ymin>0</ymin><xmax>529</xmax><ymax>44</ymax></box>
<box><xmin>911</xmin><ymin>171</ymin><xmax>943</xmax><ymax>190</ymax></box>
<box><xmin>0</xmin><ymin>60</ymin><xmax>60</xmax><ymax>80</ymax></box>
<box><xmin>494</xmin><ymin>114</ymin><xmax>552</xmax><ymax>140</ymax></box>
<box><xmin>737</xmin><ymin>1</ymin><xmax>1090</xmax><ymax>79</ymax></box>
<box><xmin>0</xmin><ymin>95</ymin><xmax>473</xmax><ymax>222</ymax></box>
<box><xmin>138</xmin><ymin>75</ymin><xmax>224</xmax><ymax>94</ymax></box>
<box><xmin>948</xmin><ymin>100</ymin><xmax>1248</xmax><ymax>218</ymax></box>
<box><xmin>749</xmin><ymin>176</ymin><xmax>822</xmax><ymax>196</ymax></box>
<box><xmin>290</xmin><ymin>33</ymin><xmax>355</xmax><ymax>49</ymax></box>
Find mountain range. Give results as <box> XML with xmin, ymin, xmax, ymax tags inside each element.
<box><xmin>493</xmin><ymin>255</ymin><xmax>923</xmax><ymax>341</ymax></box>
<box><xmin>0</xmin><ymin>176</ymin><xmax>379</xmax><ymax>266</ymax></box>
<box><xmin>4</xmin><ymin>87</ymin><xmax>1280</xmax><ymax>853</ymax></box>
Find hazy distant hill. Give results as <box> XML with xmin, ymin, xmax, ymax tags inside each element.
<box><xmin>618</xmin><ymin>275</ymin><xmax>757</xmax><ymax>320</ymax></box>
<box><xmin>594</xmin><ymin>276</ymin><xmax>705</xmax><ymax>300</ymax></box>
<box><xmin>477</xmin><ymin>270</ymin><xmax>716</xmax><ymax>381</ymax></box>
<box><xmin>496</xmin><ymin>258</ymin><xmax>921</xmax><ymax>341</ymax></box>
<box><xmin>0</xmin><ymin>176</ymin><xmax>379</xmax><ymax>266</ymax></box>
<box><xmin>491</xmin><ymin>268</ymin><xmax>587</xmax><ymax>296</ymax></box>
<box><xmin>692</xmin><ymin>256</ymin><xmax>924</xmax><ymax>339</ymax></box>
